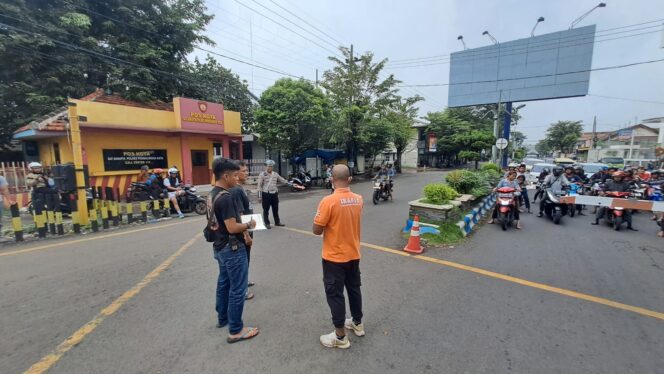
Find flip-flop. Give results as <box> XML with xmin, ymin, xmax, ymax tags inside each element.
<box><xmin>248</xmin><ymin>281</ymin><xmax>256</xmax><ymax>287</ymax></box>
<box><xmin>245</xmin><ymin>292</ymin><xmax>255</xmax><ymax>300</ymax></box>
<box><xmin>227</xmin><ymin>327</ymin><xmax>259</xmax><ymax>344</ymax></box>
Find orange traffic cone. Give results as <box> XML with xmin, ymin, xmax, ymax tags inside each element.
<box><xmin>404</xmin><ymin>215</ymin><xmax>424</xmax><ymax>254</ymax></box>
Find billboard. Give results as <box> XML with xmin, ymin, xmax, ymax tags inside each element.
<box><xmin>448</xmin><ymin>25</ymin><xmax>596</xmax><ymax>107</ymax></box>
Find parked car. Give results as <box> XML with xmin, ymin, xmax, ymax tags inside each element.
<box><xmin>528</xmin><ymin>163</ymin><xmax>556</xmax><ymax>184</ymax></box>
<box><xmin>554</xmin><ymin>157</ymin><xmax>576</xmax><ymax>166</ymax></box>
<box><xmin>579</xmin><ymin>163</ymin><xmax>609</xmax><ymax>179</ymax></box>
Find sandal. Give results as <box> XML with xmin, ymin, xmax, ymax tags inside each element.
<box><xmin>516</xmin><ymin>222</ymin><xmax>522</xmax><ymax>229</ymax></box>
<box><xmin>245</xmin><ymin>292</ymin><xmax>255</xmax><ymax>300</ymax></box>
<box><xmin>227</xmin><ymin>327</ymin><xmax>259</xmax><ymax>344</ymax></box>
<box><xmin>488</xmin><ymin>219</ymin><xmax>494</xmax><ymax>224</ymax></box>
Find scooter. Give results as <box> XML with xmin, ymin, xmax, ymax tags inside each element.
<box><xmin>372</xmin><ymin>179</ymin><xmax>393</xmax><ymax>205</ymax></box>
<box><xmin>289</xmin><ymin>171</ymin><xmax>312</xmax><ymax>192</ymax></box>
<box><xmin>602</xmin><ymin>191</ymin><xmax>633</xmax><ymax>231</ymax></box>
<box><xmin>542</xmin><ymin>188</ymin><xmax>569</xmax><ymax>224</ymax></box>
<box><xmin>175</xmin><ymin>185</ymin><xmax>207</xmax><ymax>215</ymax></box>
<box><xmin>495</xmin><ymin>186</ymin><xmax>518</xmax><ymax>231</ymax></box>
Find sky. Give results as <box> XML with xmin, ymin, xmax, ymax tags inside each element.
<box><xmin>195</xmin><ymin>0</ymin><xmax>664</xmax><ymax>143</ymax></box>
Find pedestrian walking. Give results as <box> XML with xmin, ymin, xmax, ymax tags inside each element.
<box><xmin>313</xmin><ymin>165</ymin><xmax>365</xmax><ymax>349</ymax></box>
<box><xmin>209</xmin><ymin>157</ymin><xmax>259</xmax><ymax>344</ymax></box>
<box><xmin>231</xmin><ymin>160</ymin><xmax>255</xmax><ymax>300</ymax></box>
<box><xmin>257</xmin><ymin>160</ymin><xmax>288</xmax><ymax>229</ymax></box>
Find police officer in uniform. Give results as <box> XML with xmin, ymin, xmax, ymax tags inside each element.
<box><xmin>257</xmin><ymin>160</ymin><xmax>288</xmax><ymax>229</ymax></box>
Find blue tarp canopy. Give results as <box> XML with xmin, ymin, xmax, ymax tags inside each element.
<box><xmin>292</xmin><ymin>149</ymin><xmax>345</xmax><ymax>165</ymax></box>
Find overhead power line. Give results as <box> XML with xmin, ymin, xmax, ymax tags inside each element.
<box><xmin>42</xmin><ymin>4</ymin><xmax>305</xmax><ymax>79</ymax></box>
<box><xmin>588</xmin><ymin>94</ymin><xmax>664</xmax><ymax>105</ymax></box>
<box><xmin>233</xmin><ymin>0</ymin><xmax>340</xmax><ymax>56</ymax></box>
<box><xmin>398</xmin><ymin>57</ymin><xmax>664</xmax><ymax>87</ymax></box>
<box><xmin>268</xmin><ymin>0</ymin><xmax>345</xmax><ymax>46</ymax></box>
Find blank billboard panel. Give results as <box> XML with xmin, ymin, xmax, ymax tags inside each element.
<box><xmin>448</xmin><ymin>25</ymin><xmax>596</xmax><ymax>107</ymax></box>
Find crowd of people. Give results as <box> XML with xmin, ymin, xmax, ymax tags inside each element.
<box><xmin>488</xmin><ymin>161</ymin><xmax>663</xmax><ymax>236</ymax></box>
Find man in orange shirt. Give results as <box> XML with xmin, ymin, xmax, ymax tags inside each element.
<box><xmin>313</xmin><ymin>164</ymin><xmax>365</xmax><ymax>349</ymax></box>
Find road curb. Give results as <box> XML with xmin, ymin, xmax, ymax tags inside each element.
<box><xmin>457</xmin><ymin>193</ymin><xmax>496</xmax><ymax>236</ymax></box>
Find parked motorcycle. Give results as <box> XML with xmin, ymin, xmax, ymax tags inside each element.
<box><xmin>27</xmin><ymin>188</ymin><xmax>93</xmax><ymax>216</ymax></box>
<box><xmin>372</xmin><ymin>179</ymin><xmax>392</xmax><ymax>205</ymax></box>
<box><xmin>542</xmin><ymin>188</ymin><xmax>570</xmax><ymax>224</ymax></box>
<box><xmin>128</xmin><ymin>182</ymin><xmax>166</xmax><ymax>218</ymax></box>
<box><xmin>289</xmin><ymin>171</ymin><xmax>312</xmax><ymax>192</ymax></box>
<box><xmin>175</xmin><ymin>185</ymin><xmax>206</xmax><ymax>215</ymax></box>
<box><xmin>495</xmin><ymin>186</ymin><xmax>518</xmax><ymax>231</ymax></box>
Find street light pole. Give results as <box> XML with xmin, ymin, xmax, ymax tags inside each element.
<box><xmin>457</xmin><ymin>35</ymin><xmax>467</xmax><ymax>50</ymax></box>
<box><xmin>482</xmin><ymin>30</ymin><xmax>498</xmax><ymax>44</ymax></box>
<box><xmin>531</xmin><ymin>17</ymin><xmax>545</xmax><ymax>37</ymax></box>
<box><xmin>570</xmin><ymin>2</ymin><xmax>606</xmax><ymax>29</ymax></box>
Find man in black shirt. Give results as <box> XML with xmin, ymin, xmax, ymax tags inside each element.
<box><xmin>231</xmin><ymin>160</ymin><xmax>255</xmax><ymax>300</ymax></box>
<box><xmin>210</xmin><ymin>157</ymin><xmax>259</xmax><ymax>344</ymax></box>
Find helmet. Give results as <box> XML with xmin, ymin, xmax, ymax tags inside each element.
<box><xmin>542</xmin><ymin>167</ymin><xmax>551</xmax><ymax>174</ymax></box>
<box><xmin>564</xmin><ymin>165</ymin><xmax>574</xmax><ymax>171</ymax></box>
<box><xmin>519</xmin><ymin>162</ymin><xmax>526</xmax><ymax>167</ymax></box>
<box><xmin>265</xmin><ymin>160</ymin><xmax>275</xmax><ymax>166</ymax></box>
<box><xmin>153</xmin><ymin>168</ymin><xmax>164</xmax><ymax>174</ymax></box>
<box><xmin>599</xmin><ymin>166</ymin><xmax>608</xmax><ymax>171</ymax></box>
<box><xmin>168</xmin><ymin>167</ymin><xmax>178</xmax><ymax>174</ymax></box>
<box><xmin>612</xmin><ymin>171</ymin><xmax>626</xmax><ymax>178</ymax></box>
<box><xmin>28</xmin><ymin>162</ymin><xmax>42</xmax><ymax>169</ymax></box>
<box><xmin>140</xmin><ymin>165</ymin><xmax>149</xmax><ymax>171</ymax></box>
<box><xmin>574</xmin><ymin>165</ymin><xmax>584</xmax><ymax>172</ymax></box>
<box><xmin>552</xmin><ymin>166</ymin><xmax>563</xmax><ymax>176</ymax></box>
<box><xmin>508</xmin><ymin>163</ymin><xmax>518</xmax><ymax>168</ymax></box>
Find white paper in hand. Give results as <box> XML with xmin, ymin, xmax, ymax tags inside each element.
<box><xmin>241</xmin><ymin>214</ymin><xmax>267</xmax><ymax>231</ymax></box>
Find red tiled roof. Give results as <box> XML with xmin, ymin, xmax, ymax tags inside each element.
<box><xmin>83</xmin><ymin>88</ymin><xmax>173</xmax><ymax>111</ymax></box>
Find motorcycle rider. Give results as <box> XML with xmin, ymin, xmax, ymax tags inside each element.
<box><xmin>571</xmin><ymin>165</ymin><xmax>588</xmax><ymax>216</ymax></box>
<box><xmin>591</xmin><ymin>171</ymin><xmax>637</xmax><ymax>230</ymax></box>
<box><xmin>163</xmin><ymin>167</ymin><xmax>185</xmax><ymax>218</ymax></box>
<box><xmin>488</xmin><ymin>171</ymin><xmax>522</xmax><ymax>229</ymax></box>
<box><xmin>590</xmin><ymin>166</ymin><xmax>610</xmax><ymax>185</ymax></box>
<box><xmin>504</xmin><ymin>163</ymin><xmax>518</xmax><ymax>178</ymax></box>
<box><xmin>532</xmin><ymin>167</ymin><xmax>550</xmax><ymax>203</ymax></box>
<box><xmin>137</xmin><ymin>165</ymin><xmax>150</xmax><ymax>183</ymax></box>
<box><xmin>537</xmin><ymin>166</ymin><xmax>570</xmax><ymax>217</ymax></box>
<box><xmin>373</xmin><ymin>165</ymin><xmax>392</xmax><ymax>194</ymax></box>
<box><xmin>636</xmin><ymin>166</ymin><xmax>651</xmax><ymax>182</ymax></box>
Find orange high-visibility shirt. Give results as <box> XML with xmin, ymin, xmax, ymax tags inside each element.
<box><xmin>314</xmin><ymin>188</ymin><xmax>363</xmax><ymax>263</ymax></box>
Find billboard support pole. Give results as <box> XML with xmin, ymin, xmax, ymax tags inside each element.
<box><xmin>67</xmin><ymin>101</ymin><xmax>89</xmax><ymax>226</ymax></box>
<box><xmin>501</xmin><ymin>102</ymin><xmax>513</xmax><ymax>168</ymax></box>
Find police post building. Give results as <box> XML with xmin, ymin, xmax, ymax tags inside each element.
<box><xmin>14</xmin><ymin>89</ymin><xmax>243</xmax><ymax>196</ymax></box>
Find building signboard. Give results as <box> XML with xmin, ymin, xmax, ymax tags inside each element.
<box><xmin>103</xmin><ymin>149</ymin><xmax>168</xmax><ymax>171</ymax></box>
<box><xmin>177</xmin><ymin>98</ymin><xmax>225</xmax><ymax>132</ymax></box>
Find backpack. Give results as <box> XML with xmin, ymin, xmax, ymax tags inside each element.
<box><xmin>203</xmin><ymin>188</ymin><xmax>230</xmax><ymax>242</ymax></box>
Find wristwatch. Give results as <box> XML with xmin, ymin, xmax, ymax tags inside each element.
<box><xmin>246</xmin><ymin>222</ymin><xmax>251</xmax><ymax>230</ymax></box>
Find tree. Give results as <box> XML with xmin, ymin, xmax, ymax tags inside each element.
<box><xmin>322</xmin><ymin>47</ymin><xmax>400</xmax><ymax>169</ymax></box>
<box><xmin>511</xmin><ymin>131</ymin><xmax>526</xmax><ymax>149</ymax></box>
<box><xmin>0</xmin><ymin>0</ymin><xmax>213</xmax><ymax>147</ymax></box>
<box><xmin>535</xmin><ymin>139</ymin><xmax>553</xmax><ymax>156</ymax></box>
<box><xmin>541</xmin><ymin>120</ymin><xmax>584</xmax><ymax>154</ymax></box>
<box><xmin>253</xmin><ymin>78</ymin><xmax>331</xmax><ymax>163</ymax></box>
<box><xmin>387</xmin><ymin>96</ymin><xmax>422</xmax><ymax>173</ymax></box>
<box><xmin>426</xmin><ymin>107</ymin><xmax>494</xmax><ymax>167</ymax></box>
<box><xmin>183</xmin><ymin>56</ymin><xmax>256</xmax><ymax>131</ymax></box>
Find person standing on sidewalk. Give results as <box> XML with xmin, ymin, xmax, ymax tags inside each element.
<box><xmin>231</xmin><ymin>160</ymin><xmax>255</xmax><ymax>300</ymax></box>
<box><xmin>0</xmin><ymin>175</ymin><xmax>15</xmax><ymax>239</ymax></box>
<box><xmin>210</xmin><ymin>157</ymin><xmax>259</xmax><ymax>344</ymax></box>
<box><xmin>257</xmin><ymin>160</ymin><xmax>288</xmax><ymax>229</ymax></box>
<box><xmin>313</xmin><ymin>165</ymin><xmax>365</xmax><ymax>349</ymax></box>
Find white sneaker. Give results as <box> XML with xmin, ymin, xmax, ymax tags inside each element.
<box><xmin>344</xmin><ymin>318</ymin><xmax>365</xmax><ymax>337</ymax></box>
<box><xmin>319</xmin><ymin>331</ymin><xmax>350</xmax><ymax>349</ymax></box>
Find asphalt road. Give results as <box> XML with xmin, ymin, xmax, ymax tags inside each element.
<box><xmin>1</xmin><ymin>171</ymin><xmax>663</xmax><ymax>374</ymax></box>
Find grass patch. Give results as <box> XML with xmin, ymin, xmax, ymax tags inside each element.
<box><xmin>421</xmin><ymin>222</ymin><xmax>465</xmax><ymax>246</ymax></box>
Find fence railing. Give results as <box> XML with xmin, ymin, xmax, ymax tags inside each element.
<box><xmin>247</xmin><ymin>159</ymin><xmax>266</xmax><ymax>176</ymax></box>
<box><xmin>0</xmin><ymin>162</ymin><xmax>31</xmax><ymax>193</ymax></box>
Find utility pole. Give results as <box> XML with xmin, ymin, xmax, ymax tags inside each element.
<box><xmin>491</xmin><ymin>90</ymin><xmax>502</xmax><ymax>165</ymax></box>
<box><xmin>590</xmin><ymin>115</ymin><xmax>597</xmax><ymax>150</ymax></box>
<box><xmin>315</xmin><ymin>68</ymin><xmax>319</xmax><ymax>88</ymax></box>
<box><xmin>628</xmin><ymin>128</ymin><xmax>636</xmax><ymax>160</ymax></box>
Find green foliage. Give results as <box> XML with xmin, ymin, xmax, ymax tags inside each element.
<box><xmin>183</xmin><ymin>56</ymin><xmax>255</xmax><ymax>131</ymax></box>
<box><xmin>421</xmin><ymin>222</ymin><xmax>465</xmax><ymax>245</ymax></box>
<box><xmin>0</xmin><ymin>0</ymin><xmax>214</xmax><ymax>148</ymax></box>
<box><xmin>254</xmin><ymin>78</ymin><xmax>331</xmax><ymax>159</ymax></box>
<box><xmin>481</xmin><ymin>163</ymin><xmax>501</xmax><ymax>173</ymax></box>
<box><xmin>423</xmin><ymin>183</ymin><xmax>458</xmax><ymax>204</ymax></box>
<box><xmin>541</xmin><ymin>120</ymin><xmax>584</xmax><ymax>154</ymax></box>
<box><xmin>426</xmin><ymin>108</ymin><xmax>494</xmax><ymax>166</ymax></box>
<box><xmin>470</xmin><ymin>186</ymin><xmax>491</xmax><ymax>198</ymax></box>
<box><xmin>445</xmin><ymin>170</ymin><xmax>483</xmax><ymax>194</ymax></box>
<box><xmin>477</xmin><ymin>169</ymin><xmax>501</xmax><ymax>186</ymax></box>
<box><xmin>322</xmin><ymin>47</ymin><xmax>401</xmax><ymax>165</ymax></box>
